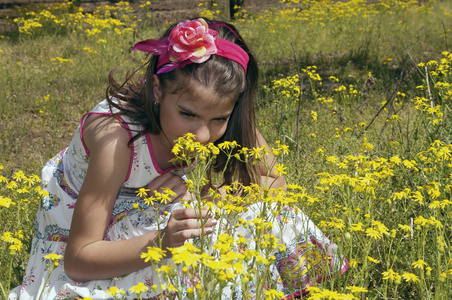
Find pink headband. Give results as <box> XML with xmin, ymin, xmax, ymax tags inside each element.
<box><xmin>132</xmin><ymin>18</ymin><xmax>249</xmax><ymax>74</ymax></box>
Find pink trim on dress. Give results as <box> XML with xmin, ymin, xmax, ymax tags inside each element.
<box><xmin>79</xmin><ymin>112</ymin><xmax>135</xmax><ymax>182</ymax></box>
<box><xmin>79</xmin><ymin>112</ymin><xmax>97</xmax><ymax>157</ymax></box>
<box><xmin>145</xmin><ymin>134</ymin><xmax>181</xmax><ymax>174</ymax></box>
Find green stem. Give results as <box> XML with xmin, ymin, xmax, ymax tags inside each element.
<box><xmin>6</xmin><ymin>254</ymin><xmax>13</xmax><ymax>299</ymax></box>
<box><xmin>37</xmin><ymin>265</ymin><xmax>54</xmax><ymax>300</ymax></box>
<box><xmin>360</xmin><ymin>241</ymin><xmax>372</xmax><ymax>287</ymax></box>
<box><xmin>0</xmin><ymin>281</ymin><xmax>8</xmax><ymax>300</ymax></box>
<box><xmin>419</xmin><ymin>271</ymin><xmax>424</xmax><ymax>300</ymax></box>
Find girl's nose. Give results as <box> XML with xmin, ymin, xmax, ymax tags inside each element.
<box><xmin>194</xmin><ymin>124</ymin><xmax>210</xmax><ymax>144</ymax></box>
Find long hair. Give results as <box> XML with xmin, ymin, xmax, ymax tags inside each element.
<box><xmin>106</xmin><ymin>18</ymin><xmax>260</xmax><ymax>186</ymax></box>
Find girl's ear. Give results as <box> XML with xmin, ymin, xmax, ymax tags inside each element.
<box><xmin>152</xmin><ymin>74</ymin><xmax>161</xmax><ymax>103</ymax></box>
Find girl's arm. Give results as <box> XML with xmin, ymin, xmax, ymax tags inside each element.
<box><xmin>64</xmin><ymin>115</ymin><xmax>216</xmax><ymax>282</ymax></box>
<box><xmin>256</xmin><ymin>131</ymin><xmax>286</xmax><ymax>190</ymax></box>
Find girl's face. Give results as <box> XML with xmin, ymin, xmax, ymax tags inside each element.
<box><xmin>153</xmin><ymin>75</ymin><xmax>236</xmax><ymax>146</ymax></box>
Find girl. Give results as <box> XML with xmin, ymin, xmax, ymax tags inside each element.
<box><xmin>9</xmin><ymin>18</ymin><xmax>346</xmax><ymax>299</ymax></box>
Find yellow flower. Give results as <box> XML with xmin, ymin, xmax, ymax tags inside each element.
<box><xmin>15</xmin><ymin>230</ymin><xmax>24</xmax><ymax>239</ymax></box>
<box><xmin>9</xmin><ymin>242</ymin><xmax>23</xmax><ymax>251</ymax></box>
<box><xmin>136</xmin><ymin>188</ymin><xmax>150</xmax><ymax>198</ymax></box>
<box><xmin>390</xmin><ymin>155</ymin><xmax>402</xmax><ymax>165</ymax></box>
<box><xmin>43</xmin><ymin>253</ymin><xmax>62</xmax><ymax>266</ymax></box>
<box><xmin>170</xmin><ymin>246</ymin><xmax>200</xmax><ymax>267</ymax></box>
<box><xmin>367</xmin><ymin>256</ymin><xmax>380</xmax><ymax>264</ymax></box>
<box><xmin>274</xmin><ymin>164</ymin><xmax>287</xmax><ymax>176</ymax></box>
<box><xmin>140</xmin><ymin>246</ymin><xmax>165</xmax><ymax>264</ymax></box>
<box><xmin>402</xmin><ymin>272</ymin><xmax>420</xmax><ymax>283</ymax></box>
<box><xmin>382</xmin><ymin>269</ymin><xmax>399</xmax><ymax>281</ymax></box>
<box><xmin>264</xmin><ymin>289</ymin><xmax>285</xmax><ymax>300</ymax></box>
<box><xmin>129</xmin><ymin>282</ymin><xmax>149</xmax><ymax>295</ymax></box>
<box><xmin>310</xmin><ymin>110</ymin><xmax>318</xmax><ymax>121</ymax></box>
<box><xmin>12</xmin><ymin>170</ymin><xmax>27</xmax><ymax>182</ymax></box>
<box><xmin>280</xmin><ymin>144</ymin><xmax>289</xmax><ymax>155</ymax></box>
<box><xmin>412</xmin><ymin>259</ymin><xmax>427</xmax><ymax>270</ymax></box>
<box><xmin>365</xmin><ymin>228</ymin><xmax>383</xmax><ymax>240</ymax></box>
<box><xmin>105</xmin><ymin>286</ymin><xmax>125</xmax><ymax>297</ymax></box>
<box><xmin>346</xmin><ymin>286</ymin><xmax>368</xmax><ymax>293</ymax></box>
<box><xmin>0</xmin><ymin>196</ymin><xmax>14</xmax><ymax>208</ymax></box>
<box><xmin>398</xmin><ymin>224</ymin><xmax>412</xmax><ymax>233</ymax></box>
<box><xmin>326</xmin><ymin>156</ymin><xmax>338</xmax><ymax>164</ymax></box>
<box><xmin>255</xmin><ymin>254</ymin><xmax>270</xmax><ymax>265</ymax></box>
<box><xmin>250</xmin><ymin>147</ymin><xmax>263</xmax><ymax>160</ymax></box>
<box><xmin>6</xmin><ymin>181</ymin><xmax>18</xmax><ymax>190</ymax></box>
<box><xmin>165</xmin><ymin>284</ymin><xmax>178</xmax><ymax>293</ymax></box>
<box><xmin>43</xmin><ymin>253</ymin><xmax>63</xmax><ymax>261</ymax></box>
<box><xmin>349</xmin><ymin>222</ymin><xmax>364</xmax><ymax>232</ymax></box>
<box><xmin>157</xmin><ymin>264</ymin><xmax>175</xmax><ymax>275</ymax></box>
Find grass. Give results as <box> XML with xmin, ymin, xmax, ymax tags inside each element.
<box><xmin>1</xmin><ymin>0</ymin><xmax>452</xmax><ymax>299</ymax></box>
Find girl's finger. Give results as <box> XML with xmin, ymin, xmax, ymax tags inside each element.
<box><xmin>176</xmin><ymin>227</ymin><xmax>214</xmax><ymax>242</ymax></box>
<box><xmin>173</xmin><ymin>217</ymin><xmax>217</xmax><ymax>231</ymax></box>
<box><xmin>171</xmin><ymin>208</ymin><xmax>210</xmax><ymax>220</ymax></box>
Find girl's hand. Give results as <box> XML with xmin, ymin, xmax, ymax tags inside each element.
<box><xmin>145</xmin><ymin>172</ymin><xmax>189</xmax><ymax>203</ymax></box>
<box><xmin>161</xmin><ymin>208</ymin><xmax>217</xmax><ymax>250</ymax></box>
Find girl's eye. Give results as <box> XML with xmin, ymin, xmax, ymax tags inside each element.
<box><xmin>214</xmin><ymin>117</ymin><xmax>228</xmax><ymax>123</ymax></box>
<box><xmin>180</xmin><ymin>111</ymin><xmax>195</xmax><ymax>118</ymax></box>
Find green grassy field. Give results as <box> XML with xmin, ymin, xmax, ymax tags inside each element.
<box><xmin>1</xmin><ymin>0</ymin><xmax>452</xmax><ymax>299</ymax></box>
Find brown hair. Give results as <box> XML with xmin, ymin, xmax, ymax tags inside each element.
<box><xmin>106</xmin><ymin>18</ymin><xmax>260</xmax><ymax>187</ymax></box>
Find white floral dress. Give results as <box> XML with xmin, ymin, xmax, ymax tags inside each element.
<box><xmin>9</xmin><ymin>100</ymin><xmax>347</xmax><ymax>300</ymax></box>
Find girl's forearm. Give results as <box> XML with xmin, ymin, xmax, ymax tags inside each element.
<box><xmin>64</xmin><ymin>230</ymin><xmax>159</xmax><ymax>282</ymax></box>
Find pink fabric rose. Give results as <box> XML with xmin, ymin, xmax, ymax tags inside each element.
<box><xmin>168</xmin><ymin>18</ymin><xmax>218</xmax><ymax>63</ymax></box>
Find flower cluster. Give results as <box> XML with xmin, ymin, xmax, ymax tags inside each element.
<box><xmin>9</xmin><ymin>1</ymin><xmax>137</xmax><ymax>37</ymax></box>
<box><xmin>0</xmin><ymin>168</ymin><xmax>42</xmax><ymax>298</ymax></box>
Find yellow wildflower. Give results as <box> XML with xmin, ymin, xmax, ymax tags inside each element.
<box><xmin>136</xmin><ymin>188</ymin><xmax>150</xmax><ymax>198</ymax></box>
<box><xmin>412</xmin><ymin>259</ymin><xmax>427</xmax><ymax>270</ymax></box>
<box><xmin>140</xmin><ymin>246</ymin><xmax>165</xmax><ymax>264</ymax></box>
<box><xmin>402</xmin><ymin>272</ymin><xmax>420</xmax><ymax>283</ymax></box>
<box><xmin>264</xmin><ymin>289</ymin><xmax>285</xmax><ymax>300</ymax></box>
<box><xmin>346</xmin><ymin>286</ymin><xmax>368</xmax><ymax>293</ymax></box>
<box><xmin>382</xmin><ymin>269</ymin><xmax>399</xmax><ymax>281</ymax></box>
<box><xmin>129</xmin><ymin>282</ymin><xmax>149</xmax><ymax>295</ymax></box>
<box><xmin>105</xmin><ymin>286</ymin><xmax>125</xmax><ymax>297</ymax></box>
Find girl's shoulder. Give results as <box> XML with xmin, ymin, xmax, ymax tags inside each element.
<box><xmin>83</xmin><ymin>114</ymin><xmax>130</xmax><ymax>151</ymax></box>
<box><xmin>82</xmin><ymin>98</ymin><xmax>140</xmax><ymax>146</ymax></box>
